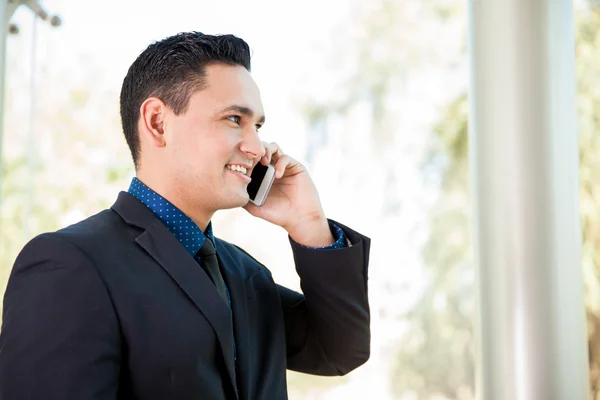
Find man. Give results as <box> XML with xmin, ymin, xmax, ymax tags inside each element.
<box><xmin>0</xmin><ymin>32</ymin><xmax>371</xmax><ymax>399</ymax></box>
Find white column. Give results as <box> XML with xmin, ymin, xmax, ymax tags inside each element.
<box><xmin>468</xmin><ymin>0</ymin><xmax>590</xmax><ymax>399</ymax></box>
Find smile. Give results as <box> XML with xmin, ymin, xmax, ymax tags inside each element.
<box><xmin>226</xmin><ymin>164</ymin><xmax>252</xmax><ymax>182</ymax></box>
<box><xmin>226</xmin><ymin>164</ymin><xmax>248</xmax><ymax>175</ymax></box>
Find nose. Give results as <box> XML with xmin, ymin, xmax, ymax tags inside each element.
<box><xmin>240</xmin><ymin>129</ymin><xmax>265</xmax><ymax>159</ymax></box>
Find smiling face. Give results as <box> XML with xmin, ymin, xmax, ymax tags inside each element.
<box><xmin>138</xmin><ymin>63</ymin><xmax>266</xmax><ymax>225</ymax></box>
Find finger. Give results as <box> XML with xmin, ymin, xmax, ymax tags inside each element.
<box><xmin>264</xmin><ymin>142</ymin><xmax>283</xmax><ymax>165</ymax></box>
<box><xmin>260</xmin><ymin>146</ymin><xmax>272</xmax><ymax>166</ymax></box>
<box><xmin>274</xmin><ymin>154</ymin><xmax>298</xmax><ymax>179</ymax></box>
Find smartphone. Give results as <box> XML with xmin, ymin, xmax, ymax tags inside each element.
<box><xmin>247</xmin><ymin>163</ymin><xmax>276</xmax><ymax>206</ymax></box>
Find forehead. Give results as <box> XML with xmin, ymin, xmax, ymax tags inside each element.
<box><xmin>190</xmin><ymin>63</ymin><xmax>264</xmax><ymax>115</ymax></box>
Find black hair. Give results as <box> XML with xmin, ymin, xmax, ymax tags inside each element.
<box><xmin>119</xmin><ymin>32</ymin><xmax>252</xmax><ymax>169</ymax></box>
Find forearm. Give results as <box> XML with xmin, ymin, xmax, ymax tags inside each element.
<box><xmin>285</xmin><ymin>221</ymin><xmax>371</xmax><ymax>375</ymax></box>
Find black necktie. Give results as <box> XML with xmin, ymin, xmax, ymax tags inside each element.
<box><xmin>197</xmin><ymin>239</ymin><xmax>228</xmax><ymax>303</ymax></box>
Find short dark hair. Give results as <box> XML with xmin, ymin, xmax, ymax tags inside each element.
<box><xmin>119</xmin><ymin>32</ymin><xmax>252</xmax><ymax>169</ymax></box>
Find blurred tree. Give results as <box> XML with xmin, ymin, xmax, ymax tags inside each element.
<box><xmin>300</xmin><ymin>0</ymin><xmax>465</xmax><ymax>220</ymax></box>
<box><xmin>297</xmin><ymin>0</ymin><xmax>468</xmax><ymax>398</ymax></box>
<box><xmin>0</xmin><ymin>36</ymin><xmax>133</xmax><ymax>315</ymax></box>
<box><xmin>572</xmin><ymin>6</ymin><xmax>600</xmax><ymax>398</ymax></box>
<box><xmin>397</xmin><ymin>93</ymin><xmax>474</xmax><ymax>400</ymax></box>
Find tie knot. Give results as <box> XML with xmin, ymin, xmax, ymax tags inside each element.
<box><xmin>198</xmin><ymin>238</ymin><xmax>216</xmax><ymax>258</ymax></box>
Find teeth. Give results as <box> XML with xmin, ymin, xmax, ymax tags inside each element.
<box><xmin>228</xmin><ymin>165</ymin><xmax>247</xmax><ymax>175</ymax></box>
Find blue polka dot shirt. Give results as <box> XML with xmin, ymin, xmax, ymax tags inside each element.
<box><xmin>129</xmin><ymin>178</ymin><xmax>215</xmax><ymax>257</ymax></box>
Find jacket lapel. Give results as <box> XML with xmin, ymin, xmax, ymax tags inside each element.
<box><xmin>111</xmin><ymin>192</ymin><xmax>239</xmax><ymax>397</ymax></box>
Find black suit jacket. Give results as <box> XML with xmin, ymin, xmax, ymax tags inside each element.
<box><xmin>0</xmin><ymin>192</ymin><xmax>370</xmax><ymax>399</ymax></box>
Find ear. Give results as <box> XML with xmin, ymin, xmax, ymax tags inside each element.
<box><xmin>139</xmin><ymin>97</ymin><xmax>168</xmax><ymax>148</ymax></box>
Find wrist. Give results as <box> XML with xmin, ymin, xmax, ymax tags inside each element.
<box><xmin>286</xmin><ymin>215</ymin><xmax>334</xmax><ymax>248</ymax></box>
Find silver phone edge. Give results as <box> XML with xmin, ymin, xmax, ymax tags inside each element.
<box><xmin>249</xmin><ymin>164</ymin><xmax>276</xmax><ymax>206</ymax></box>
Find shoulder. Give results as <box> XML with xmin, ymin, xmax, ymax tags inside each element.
<box><xmin>56</xmin><ymin>208</ymin><xmax>128</xmax><ymax>240</ymax></box>
<box><xmin>15</xmin><ymin>208</ymin><xmax>131</xmax><ymax>268</ymax></box>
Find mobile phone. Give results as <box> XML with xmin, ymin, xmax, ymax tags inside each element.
<box><xmin>247</xmin><ymin>163</ymin><xmax>276</xmax><ymax>206</ymax></box>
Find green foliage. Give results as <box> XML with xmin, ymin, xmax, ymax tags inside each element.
<box><xmin>393</xmin><ymin>93</ymin><xmax>473</xmax><ymax>400</ymax></box>
<box><xmin>576</xmin><ymin>8</ymin><xmax>600</xmax><ymax>398</ymax></box>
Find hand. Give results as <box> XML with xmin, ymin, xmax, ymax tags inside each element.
<box><xmin>243</xmin><ymin>142</ymin><xmax>335</xmax><ymax>247</ymax></box>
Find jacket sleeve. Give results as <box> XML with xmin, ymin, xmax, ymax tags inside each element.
<box><xmin>0</xmin><ymin>234</ymin><xmax>121</xmax><ymax>400</ymax></box>
<box><xmin>280</xmin><ymin>220</ymin><xmax>371</xmax><ymax>376</ymax></box>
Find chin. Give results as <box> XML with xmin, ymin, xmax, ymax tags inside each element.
<box><xmin>218</xmin><ymin>192</ymin><xmax>250</xmax><ymax>210</ymax></box>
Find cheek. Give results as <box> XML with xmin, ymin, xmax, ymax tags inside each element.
<box><xmin>169</xmin><ymin>123</ymin><xmax>206</xmax><ymax>158</ymax></box>
<box><xmin>166</xmin><ymin>137</ymin><xmax>203</xmax><ymax>181</ymax></box>
<box><xmin>170</xmin><ymin>121</ymin><xmax>239</xmax><ymax>171</ymax></box>
<box><xmin>207</xmin><ymin>127</ymin><xmax>240</xmax><ymax>161</ymax></box>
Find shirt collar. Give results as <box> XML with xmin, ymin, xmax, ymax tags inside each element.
<box><xmin>127</xmin><ymin>177</ymin><xmax>215</xmax><ymax>257</ymax></box>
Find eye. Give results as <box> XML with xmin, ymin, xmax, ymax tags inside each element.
<box><xmin>226</xmin><ymin>115</ymin><xmax>241</xmax><ymax>125</ymax></box>
<box><xmin>255</xmin><ymin>124</ymin><xmax>262</xmax><ymax>132</ymax></box>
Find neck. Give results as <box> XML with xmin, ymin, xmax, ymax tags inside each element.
<box><xmin>136</xmin><ymin>171</ymin><xmax>214</xmax><ymax>232</ymax></box>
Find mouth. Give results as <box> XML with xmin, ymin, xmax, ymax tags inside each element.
<box><xmin>226</xmin><ymin>163</ymin><xmax>252</xmax><ymax>182</ymax></box>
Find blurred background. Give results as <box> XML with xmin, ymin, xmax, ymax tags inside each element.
<box><xmin>1</xmin><ymin>0</ymin><xmax>598</xmax><ymax>399</ymax></box>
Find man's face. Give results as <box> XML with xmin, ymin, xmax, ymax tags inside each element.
<box><xmin>163</xmin><ymin>63</ymin><xmax>266</xmax><ymax>213</ymax></box>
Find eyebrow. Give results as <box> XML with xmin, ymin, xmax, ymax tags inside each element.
<box><xmin>220</xmin><ymin>105</ymin><xmax>266</xmax><ymax>124</ymax></box>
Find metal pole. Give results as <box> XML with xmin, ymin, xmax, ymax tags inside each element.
<box><xmin>0</xmin><ymin>0</ymin><xmax>7</xmax><ymax>229</ymax></box>
<box><xmin>469</xmin><ymin>0</ymin><xmax>590</xmax><ymax>399</ymax></box>
<box><xmin>23</xmin><ymin>12</ymin><xmax>36</xmax><ymax>242</ymax></box>
<box><xmin>0</xmin><ymin>2</ymin><xmax>60</xmax><ymax>240</ymax></box>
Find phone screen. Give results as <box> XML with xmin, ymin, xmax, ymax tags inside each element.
<box><xmin>247</xmin><ymin>163</ymin><xmax>268</xmax><ymax>200</ymax></box>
